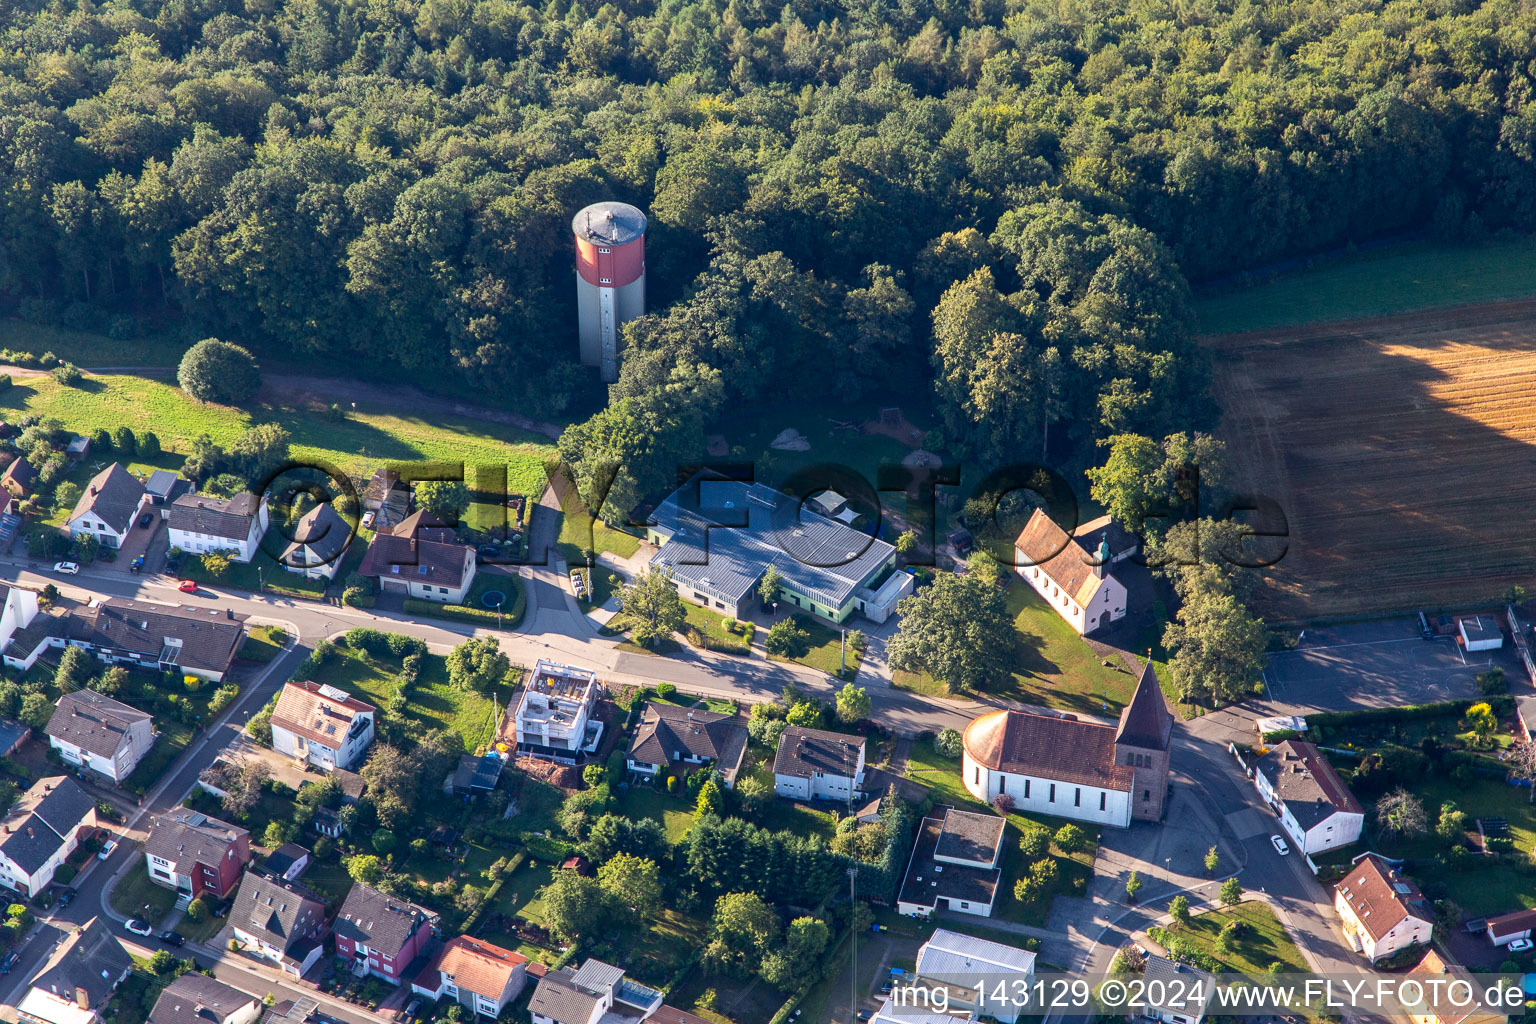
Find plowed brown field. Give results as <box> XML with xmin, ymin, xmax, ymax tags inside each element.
<box><xmin>1209</xmin><ymin>299</ymin><xmax>1536</xmax><ymax>621</ymax></box>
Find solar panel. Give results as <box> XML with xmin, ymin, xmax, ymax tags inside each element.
<box><xmin>317</xmin><ymin>684</ymin><xmax>350</xmax><ymax>702</ymax></box>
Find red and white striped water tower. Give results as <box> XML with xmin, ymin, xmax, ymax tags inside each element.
<box><xmin>573</xmin><ymin>201</ymin><xmax>647</xmax><ymax>382</ymax></box>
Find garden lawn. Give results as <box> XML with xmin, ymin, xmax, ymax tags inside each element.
<box><xmin>1161</xmin><ymin>901</ymin><xmax>1310</xmax><ymax>974</ymax></box>
<box><xmin>238</xmin><ymin>625</ymin><xmax>289</xmax><ymax>662</ymax></box>
<box><xmin>1194</xmin><ymin>236</ymin><xmax>1536</xmax><ymax>335</ymax></box>
<box><xmin>767</xmin><ymin>614</ymin><xmax>861</xmax><ymax>678</ymax></box>
<box><xmin>615</xmin><ymin>783</ymin><xmax>698</xmax><ymax>844</ymax></box>
<box><xmin>897</xmin><ymin>583</ymin><xmax>1179</xmax><ymax>717</ymax></box>
<box><xmin>179</xmin><ymin>542</ymin><xmax>326</xmax><ymax>598</ymax></box>
<box><xmin>110</xmin><ymin>862</ymin><xmax>178</xmax><ymax>924</ymax></box>
<box><xmin>174</xmin><ymin>905</ymin><xmax>227</xmax><ymax>943</ymax></box>
<box><xmin>0</xmin><ymin>372</ymin><xmax>556</xmax><ymax>488</ymax></box>
<box><xmin>1343</xmin><ymin>774</ymin><xmax>1536</xmax><ymax>917</ymax></box>
<box><xmin>684</xmin><ymin>602</ymin><xmax>753</xmax><ymax>655</ymax></box>
<box><xmin>308</xmin><ymin>645</ymin><xmax>502</xmax><ymax>751</ymax></box>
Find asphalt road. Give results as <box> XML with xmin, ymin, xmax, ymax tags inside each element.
<box><xmin>0</xmin><ymin>552</ymin><xmax>1388</xmax><ymax>1024</ymax></box>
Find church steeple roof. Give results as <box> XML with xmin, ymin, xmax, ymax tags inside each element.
<box><xmin>1115</xmin><ymin>660</ymin><xmax>1173</xmax><ymax>751</ymax></box>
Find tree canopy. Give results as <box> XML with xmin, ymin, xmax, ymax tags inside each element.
<box><xmin>1</xmin><ymin>0</ymin><xmax>1529</xmax><ymax>511</ymax></box>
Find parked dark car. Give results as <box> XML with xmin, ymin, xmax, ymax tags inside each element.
<box><xmin>158</xmin><ymin>931</ymin><xmax>185</xmax><ymax>947</ymax></box>
<box><xmin>52</xmin><ymin>887</ymin><xmax>74</xmax><ymax>907</ymax></box>
<box><xmin>138</xmin><ymin>512</ymin><xmax>154</xmax><ymax>528</ymax></box>
<box><xmin>0</xmin><ymin>951</ymin><xmax>19</xmax><ymax>974</ymax></box>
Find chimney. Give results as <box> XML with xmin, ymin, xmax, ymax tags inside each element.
<box><xmin>27</xmin><ymin>827</ymin><xmax>34</xmax><ymax>838</ymax></box>
<box><xmin>75</xmin><ymin>987</ymin><xmax>89</xmax><ymax>1010</ymax></box>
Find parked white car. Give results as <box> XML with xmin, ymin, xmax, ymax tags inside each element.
<box><xmin>1270</xmin><ymin>834</ymin><xmax>1290</xmax><ymax>856</ymax></box>
<box><xmin>1510</xmin><ymin>938</ymin><xmax>1533</xmax><ymax>953</ymax></box>
<box><xmin>98</xmin><ymin>839</ymin><xmax>118</xmax><ymax>860</ymax></box>
<box><xmin>53</xmin><ymin>561</ymin><xmax>79</xmax><ymax>575</ymax></box>
<box><xmin>125</xmin><ymin>918</ymin><xmax>152</xmax><ymax>937</ymax></box>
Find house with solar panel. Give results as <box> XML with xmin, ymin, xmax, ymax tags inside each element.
<box><xmin>269</xmin><ymin>680</ymin><xmax>376</xmax><ymax>772</ymax></box>
<box><xmin>644</xmin><ymin>479</ymin><xmax>913</xmax><ymax>625</ymax></box>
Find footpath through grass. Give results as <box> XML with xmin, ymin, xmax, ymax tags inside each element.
<box><xmin>1195</xmin><ymin>235</ymin><xmax>1536</xmax><ymax>334</ymax></box>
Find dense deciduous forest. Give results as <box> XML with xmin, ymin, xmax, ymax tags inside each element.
<box><xmin>4</xmin><ymin>0</ymin><xmax>1536</xmax><ymax>494</ymax></box>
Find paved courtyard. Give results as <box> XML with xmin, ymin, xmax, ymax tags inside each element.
<box><xmin>1262</xmin><ymin>616</ymin><xmax>1525</xmax><ymax>712</ymax></box>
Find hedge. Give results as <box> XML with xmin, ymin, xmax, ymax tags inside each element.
<box><xmin>1306</xmin><ymin>696</ymin><xmax>1515</xmax><ymax>732</ymax></box>
<box><xmin>339</xmin><ymin>628</ymin><xmax>426</xmax><ymax>659</ymax></box>
<box><xmin>403</xmin><ymin>587</ymin><xmax>526</xmax><ymax>628</ymax></box>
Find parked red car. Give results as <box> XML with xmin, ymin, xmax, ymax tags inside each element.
<box><xmin>177</xmin><ymin>579</ymin><xmax>198</xmax><ymax>593</ymax></box>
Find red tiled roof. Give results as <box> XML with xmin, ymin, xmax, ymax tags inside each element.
<box><xmin>963</xmin><ymin>709</ymin><xmax>1134</xmax><ymax>791</ymax></box>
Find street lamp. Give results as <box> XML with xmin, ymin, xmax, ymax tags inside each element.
<box><xmin>256</xmin><ymin>566</ymin><xmax>264</xmax><ymax>593</ymax></box>
<box><xmin>847</xmin><ymin>866</ymin><xmax>859</xmax><ymax>1024</ymax></box>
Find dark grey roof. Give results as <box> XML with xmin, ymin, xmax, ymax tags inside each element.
<box><xmin>69</xmin><ymin>463</ymin><xmax>145</xmax><ymax>534</ymax></box>
<box><xmin>773</xmin><ymin>726</ymin><xmax>864</xmax><ymax>780</ymax></box>
<box><xmin>4</xmin><ymin>610</ymin><xmax>70</xmax><ymax>663</ymax></box>
<box><xmin>627</xmin><ymin>703</ymin><xmax>747</xmax><ymax>773</ymax></box>
<box><xmin>27</xmin><ymin>917</ymin><xmax>131</xmax><ymax>1009</ymax></box>
<box><xmin>1143</xmin><ymin>955</ymin><xmax>1215</xmax><ymax>1018</ymax></box>
<box><xmin>1257</xmin><ymin>740</ymin><xmax>1363</xmax><ymax>830</ymax></box>
<box><xmin>452</xmin><ymin>754</ymin><xmax>503</xmax><ymax>792</ymax></box>
<box><xmin>0</xmin><ymin>776</ymin><xmax>94</xmax><ymax>875</ymax></box>
<box><xmin>234</xmin><ymin>871</ymin><xmax>326</xmax><ymax>953</ymax></box>
<box><xmin>148</xmin><ymin>973</ymin><xmax>261</xmax><ymax>1024</ymax></box>
<box><xmin>332</xmin><ymin>768</ymin><xmax>365</xmax><ymax>801</ymax></box>
<box><xmin>572</xmin><ymin>202</ymin><xmax>647</xmax><ymax>246</ymax></box>
<box><xmin>333</xmin><ymin>883</ymin><xmax>437</xmax><ymax>956</ymax></box>
<box><xmin>279</xmin><ymin>503</ymin><xmax>352</xmax><ymax>565</ymax></box>
<box><xmin>145</xmin><ymin>470</ymin><xmax>181</xmax><ymax>498</ymax></box>
<box><xmin>263</xmin><ymin>843</ymin><xmax>310</xmax><ymax>878</ymax></box>
<box><xmin>168</xmin><ymin>493</ymin><xmax>262</xmax><ymax>541</ymax></box>
<box><xmin>528</xmin><ymin>968</ymin><xmax>602</xmax><ymax>1024</ymax></box>
<box><xmin>72</xmin><ymin>599</ymin><xmax>247</xmax><ymax>675</ymax></box>
<box><xmin>932</xmin><ymin>808</ymin><xmax>1005</xmax><ymax>866</ymax></box>
<box><xmin>145</xmin><ymin>809</ymin><xmax>248</xmax><ymax>875</ymax></box>
<box><xmin>0</xmin><ymin>715</ymin><xmax>26</xmax><ymax>754</ymax></box>
<box><xmin>898</xmin><ymin>811</ymin><xmax>1001</xmax><ymax>912</ymax></box>
<box><xmin>648</xmin><ymin>480</ymin><xmax>895</xmax><ymax>610</ymax></box>
<box><xmin>45</xmin><ymin>690</ymin><xmax>152</xmax><ymax>759</ymax></box>
<box><xmin>358</xmin><ymin>534</ymin><xmax>471</xmax><ymax>588</ymax></box>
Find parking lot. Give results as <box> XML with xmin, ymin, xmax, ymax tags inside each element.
<box><xmin>1263</xmin><ymin>616</ymin><xmax>1526</xmax><ymax>712</ymax></box>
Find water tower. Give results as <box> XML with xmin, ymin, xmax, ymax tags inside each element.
<box><xmin>572</xmin><ymin>201</ymin><xmax>647</xmax><ymax>382</ymax></box>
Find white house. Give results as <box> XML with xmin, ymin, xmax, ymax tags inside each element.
<box><xmin>961</xmin><ymin>662</ymin><xmax>1173</xmax><ymax>827</ymax></box>
<box><xmin>276</xmin><ymin>502</ymin><xmax>352</xmax><ymax>580</ymax></box>
<box><xmin>528</xmin><ymin>958</ymin><xmax>663</xmax><ymax>1024</ymax></box>
<box><xmin>913</xmin><ymin>928</ymin><xmax>1036</xmax><ymax>1024</ymax></box>
<box><xmin>1334</xmin><ymin>855</ymin><xmax>1433</xmax><ymax>961</ymax></box>
<box><xmin>0</xmin><ymin>777</ymin><xmax>97</xmax><ymax>897</ymax></box>
<box><xmin>44</xmin><ymin>690</ymin><xmax>156</xmax><ymax>783</ymax></box>
<box><xmin>410</xmin><ymin>936</ymin><xmax>532</xmax><ymax>1019</ymax></box>
<box><xmin>772</xmin><ymin>726</ymin><xmax>865</xmax><ymax>801</ymax></box>
<box><xmin>16</xmin><ymin>917</ymin><xmax>132</xmax><ymax>1024</ymax></box>
<box><xmin>66</xmin><ymin>464</ymin><xmax>147</xmax><ymax>550</ymax></box>
<box><xmin>1013</xmin><ymin>509</ymin><xmax>1134</xmax><ymax>635</ymax></box>
<box><xmin>269</xmin><ymin>680</ymin><xmax>376</xmax><ymax>772</ymax></box>
<box><xmin>167</xmin><ymin>492</ymin><xmax>268</xmax><ymax>562</ymax></box>
<box><xmin>896</xmin><ymin>807</ymin><xmax>1006</xmax><ymax>918</ymax></box>
<box><xmin>358</xmin><ymin>533</ymin><xmax>477</xmax><ymax>603</ymax></box>
<box><xmin>515</xmin><ymin>660</ymin><xmax>602</xmax><ymax>763</ymax></box>
<box><xmin>230</xmin><ymin>870</ymin><xmax>328</xmax><ymax>978</ymax></box>
<box><xmin>1254</xmin><ymin>740</ymin><xmax>1364</xmax><ymax>855</ymax></box>
<box><xmin>1142</xmin><ymin>954</ymin><xmax>1216</xmax><ymax>1024</ymax></box>
<box><xmin>625</xmin><ymin>702</ymin><xmax>749</xmax><ymax>788</ymax></box>
<box><xmin>1486</xmin><ymin>908</ymin><xmax>1536</xmax><ymax>947</ymax></box>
